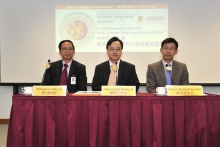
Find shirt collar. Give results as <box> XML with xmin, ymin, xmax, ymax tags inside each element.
<box><xmin>162</xmin><ymin>60</ymin><xmax>173</xmax><ymax>67</ymax></box>
<box><xmin>62</xmin><ymin>60</ymin><xmax>72</xmax><ymax>67</ymax></box>
<box><xmin>109</xmin><ymin>59</ymin><xmax>120</xmax><ymax>66</ymax></box>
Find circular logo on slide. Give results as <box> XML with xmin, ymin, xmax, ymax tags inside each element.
<box><xmin>59</xmin><ymin>12</ymin><xmax>95</xmax><ymax>47</ymax></box>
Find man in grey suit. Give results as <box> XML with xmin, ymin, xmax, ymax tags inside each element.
<box><xmin>146</xmin><ymin>37</ymin><xmax>189</xmax><ymax>93</ymax></box>
<box><xmin>92</xmin><ymin>37</ymin><xmax>140</xmax><ymax>92</ymax></box>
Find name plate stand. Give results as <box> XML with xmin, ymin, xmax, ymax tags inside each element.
<box><xmin>32</xmin><ymin>86</ymin><xmax>67</xmax><ymax>96</ymax></box>
<box><xmin>101</xmin><ymin>86</ymin><xmax>136</xmax><ymax>96</ymax></box>
<box><xmin>166</xmin><ymin>85</ymin><xmax>203</xmax><ymax>96</ymax></box>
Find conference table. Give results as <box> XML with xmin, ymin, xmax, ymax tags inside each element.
<box><xmin>6</xmin><ymin>93</ymin><xmax>220</xmax><ymax>147</ymax></box>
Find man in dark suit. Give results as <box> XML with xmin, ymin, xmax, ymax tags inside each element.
<box><xmin>42</xmin><ymin>40</ymin><xmax>87</xmax><ymax>92</ymax></box>
<box><xmin>146</xmin><ymin>37</ymin><xmax>189</xmax><ymax>93</ymax></box>
<box><xmin>92</xmin><ymin>37</ymin><xmax>140</xmax><ymax>92</ymax></box>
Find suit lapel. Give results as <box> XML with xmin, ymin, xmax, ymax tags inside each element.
<box><xmin>55</xmin><ymin>60</ymin><xmax>63</xmax><ymax>83</ymax></box>
<box><xmin>104</xmin><ymin>61</ymin><xmax>111</xmax><ymax>84</ymax></box>
<box><xmin>67</xmin><ymin>60</ymin><xmax>77</xmax><ymax>84</ymax></box>
<box><xmin>117</xmin><ymin>60</ymin><xmax>125</xmax><ymax>84</ymax></box>
<box><xmin>157</xmin><ymin>61</ymin><xmax>166</xmax><ymax>84</ymax></box>
<box><xmin>171</xmin><ymin>60</ymin><xmax>178</xmax><ymax>84</ymax></box>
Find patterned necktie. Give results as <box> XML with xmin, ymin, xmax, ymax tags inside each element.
<box><xmin>60</xmin><ymin>64</ymin><xmax>68</xmax><ymax>85</ymax></box>
<box><xmin>166</xmin><ymin>64</ymin><xmax>172</xmax><ymax>85</ymax></box>
<box><xmin>108</xmin><ymin>65</ymin><xmax>116</xmax><ymax>86</ymax></box>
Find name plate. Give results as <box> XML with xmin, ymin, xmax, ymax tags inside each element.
<box><xmin>32</xmin><ymin>86</ymin><xmax>67</xmax><ymax>96</ymax></box>
<box><xmin>166</xmin><ymin>85</ymin><xmax>203</xmax><ymax>96</ymax></box>
<box><xmin>101</xmin><ymin>86</ymin><xmax>136</xmax><ymax>96</ymax></box>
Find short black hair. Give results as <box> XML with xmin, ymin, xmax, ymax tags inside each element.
<box><xmin>58</xmin><ymin>40</ymin><xmax>75</xmax><ymax>51</ymax></box>
<box><xmin>161</xmin><ymin>37</ymin><xmax>178</xmax><ymax>50</ymax></box>
<box><xmin>106</xmin><ymin>37</ymin><xmax>123</xmax><ymax>49</ymax></box>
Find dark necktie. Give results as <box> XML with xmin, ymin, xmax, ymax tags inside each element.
<box><xmin>166</xmin><ymin>64</ymin><xmax>172</xmax><ymax>85</ymax></box>
<box><xmin>60</xmin><ymin>64</ymin><xmax>68</xmax><ymax>85</ymax></box>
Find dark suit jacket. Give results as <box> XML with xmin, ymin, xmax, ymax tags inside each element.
<box><xmin>146</xmin><ymin>60</ymin><xmax>189</xmax><ymax>93</ymax></box>
<box><xmin>42</xmin><ymin>60</ymin><xmax>87</xmax><ymax>93</ymax></box>
<box><xmin>92</xmin><ymin>60</ymin><xmax>140</xmax><ymax>92</ymax></box>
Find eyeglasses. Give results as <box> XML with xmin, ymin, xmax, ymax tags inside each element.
<box><xmin>162</xmin><ymin>48</ymin><xmax>176</xmax><ymax>51</ymax></box>
<box><xmin>109</xmin><ymin>48</ymin><xmax>122</xmax><ymax>52</ymax></box>
<box><xmin>61</xmin><ymin>48</ymin><xmax>74</xmax><ymax>51</ymax></box>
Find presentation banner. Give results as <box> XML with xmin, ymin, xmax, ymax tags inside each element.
<box><xmin>56</xmin><ymin>5</ymin><xmax>168</xmax><ymax>52</ymax></box>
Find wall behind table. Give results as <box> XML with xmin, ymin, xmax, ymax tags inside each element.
<box><xmin>1</xmin><ymin>86</ymin><xmax>220</xmax><ymax>119</ymax></box>
<box><xmin>1</xmin><ymin>1</ymin><xmax>220</xmax><ymax>84</ymax></box>
<box><xmin>0</xmin><ymin>86</ymin><xmax>13</xmax><ymax>118</ymax></box>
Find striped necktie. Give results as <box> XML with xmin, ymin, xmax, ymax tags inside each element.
<box><xmin>166</xmin><ymin>64</ymin><xmax>172</xmax><ymax>85</ymax></box>
<box><xmin>60</xmin><ymin>64</ymin><xmax>68</xmax><ymax>85</ymax></box>
<box><xmin>108</xmin><ymin>64</ymin><xmax>116</xmax><ymax>86</ymax></box>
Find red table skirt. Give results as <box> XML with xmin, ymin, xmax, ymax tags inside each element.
<box><xmin>6</xmin><ymin>93</ymin><xmax>220</xmax><ymax>147</ymax></box>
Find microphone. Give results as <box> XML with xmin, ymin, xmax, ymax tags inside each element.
<box><xmin>115</xmin><ymin>62</ymin><xmax>118</xmax><ymax>85</ymax></box>
<box><xmin>41</xmin><ymin>59</ymin><xmax>51</xmax><ymax>85</ymax></box>
<box><xmin>165</xmin><ymin>64</ymin><xmax>172</xmax><ymax>71</ymax></box>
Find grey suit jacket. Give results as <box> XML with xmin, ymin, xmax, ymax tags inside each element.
<box><xmin>92</xmin><ymin>60</ymin><xmax>140</xmax><ymax>92</ymax></box>
<box><xmin>146</xmin><ymin>60</ymin><xmax>189</xmax><ymax>93</ymax></box>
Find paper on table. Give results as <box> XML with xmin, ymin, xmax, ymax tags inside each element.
<box><xmin>73</xmin><ymin>91</ymin><xmax>101</xmax><ymax>96</ymax></box>
<box><xmin>75</xmin><ymin>91</ymin><xmax>101</xmax><ymax>93</ymax></box>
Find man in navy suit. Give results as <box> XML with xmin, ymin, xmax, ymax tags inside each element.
<box><xmin>92</xmin><ymin>37</ymin><xmax>140</xmax><ymax>92</ymax></box>
<box><xmin>42</xmin><ymin>40</ymin><xmax>87</xmax><ymax>93</ymax></box>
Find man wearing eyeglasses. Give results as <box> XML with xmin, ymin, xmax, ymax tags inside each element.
<box><xmin>42</xmin><ymin>40</ymin><xmax>87</xmax><ymax>92</ymax></box>
<box><xmin>92</xmin><ymin>36</ymin><xmax>140</xmax><ymax>92</ymax></box>
<box><xmin>146</xmin><ymin>37</ymin><xmax>189</xmax><ymax>93</ymax></box>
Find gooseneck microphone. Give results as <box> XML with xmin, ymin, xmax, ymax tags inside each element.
<box><xmin>41</xmin><ymin>59</ymin><xmax>51</xmax><ymax>85</ymax></box>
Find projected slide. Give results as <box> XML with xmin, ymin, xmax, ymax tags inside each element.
<box><xmin>56</xmin><ymin>5</ymin><xmax>168</xmax><ymax>52</ymax></box>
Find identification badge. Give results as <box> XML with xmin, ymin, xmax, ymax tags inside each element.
<box><xmin>71</xmin><ymin>77</ymin><xmax>76</xmax><ymax>84</ymax></box>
